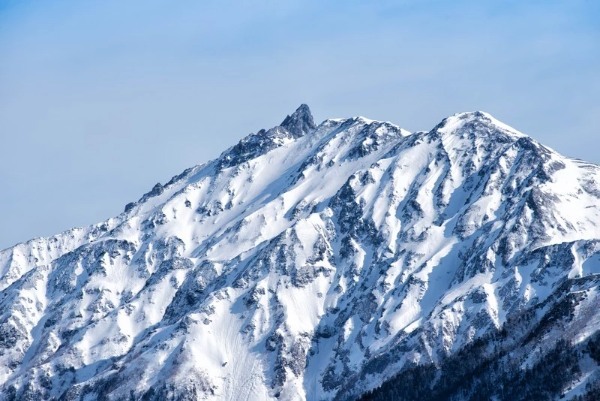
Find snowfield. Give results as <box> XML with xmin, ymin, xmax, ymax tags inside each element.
<box><xmin>1</xmin><ymin>105</ymin><xmax>600</xmax><ymax>400</ymax></box>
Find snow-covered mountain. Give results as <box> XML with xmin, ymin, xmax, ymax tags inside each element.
<box><xmin>2</xmin><ymin>105</ymin><xmax>600</xmax><ymax>401</ymax></box>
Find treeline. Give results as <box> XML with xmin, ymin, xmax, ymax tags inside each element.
<box><xmin>358</xmin><ymin>337</ymin><xmax>592</xmax><ymax>401</ymax></box>
<box><xmin>357</xmin><ymin>311</ymin><xmax>600</xmax><ymax>401</ymax></box>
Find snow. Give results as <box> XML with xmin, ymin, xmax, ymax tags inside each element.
<box><xmin>2</xmin><ymin>106</ymin><xmax>600</xmax><ymax>400</ymax></box>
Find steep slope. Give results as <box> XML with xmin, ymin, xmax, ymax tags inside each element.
<box><xmin>1</xmin><ymin>106</ymin><xmax>600</xmax><ymax>401</ymax></box>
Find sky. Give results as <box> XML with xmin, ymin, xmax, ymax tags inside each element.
<box><xmin>0</xmin><ymin>0</ymin><xmax>599</xmax><ymax>249</ymax></box>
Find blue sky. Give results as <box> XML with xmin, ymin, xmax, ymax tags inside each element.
<box><xmin>1</xmin><ymin>0</ymin><xmax>599</xmax><ymax>249</ymax></box>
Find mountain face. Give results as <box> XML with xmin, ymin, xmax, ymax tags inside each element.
<box><xmin>2</xmin><ymin>105</ymin><xmax>600</xmax><ymax>401</ymax></box>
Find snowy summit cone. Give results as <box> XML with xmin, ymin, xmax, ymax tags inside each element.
<box><xmin>432</xmin><ymin>110</ymin><xmax>526</xmax><ymax>139</ymax></box>
<box><xmin>280</xmin><ymin>103</ymin><xmax>316</xmax><ymax>137</ymax></box>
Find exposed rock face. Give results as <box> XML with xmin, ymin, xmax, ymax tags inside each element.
<box><xmin>280</xmin><ymin>104</ymin><xmax>317</xmax><ymax>137</ymax></box>
<box><xmin>1</xmin><ymin>107</ymin><xmax>600</xmax><ymax>400</ymax></box>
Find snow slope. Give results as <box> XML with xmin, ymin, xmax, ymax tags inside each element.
<box><xmin>1</xmin><ymin>105</ymin><xmax>600</xmax><ymax>400</ymax></box>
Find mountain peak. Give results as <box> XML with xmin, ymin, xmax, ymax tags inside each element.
<box><xmin>216</xmin><ymin>104</ymin><xmax>316</xmax><ymax>170</ymax></box>
<box><xmin>5</xmin><ymin>107</ymin><xmax>600</xmax><ymax>401</ymax></box>
<box><xmin>280</xmin><ymin>103</ymin><xmax>316</xmax><ymax>137</ymax></box>
<box><xmin>435</xmin><ymin>110</ymin><xmax>526</xmax><ymax>138</ymax></box>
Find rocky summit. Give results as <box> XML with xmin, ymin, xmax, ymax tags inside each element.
<box><xmin>2</xmin><ymin>105</ymin><xmax>600</xmax><ymax>400</ymax></box>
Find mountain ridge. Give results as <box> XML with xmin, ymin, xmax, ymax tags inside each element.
<box><xmin>1</xmin><ymin>105</ymin><xmax>600</xmax><ymax>400</ymax></box>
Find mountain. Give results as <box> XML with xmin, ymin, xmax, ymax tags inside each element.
<box><xmin>1</xmin><ymin>105</ymin><xmax>600</xmax><ymax>401</ymax></box>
